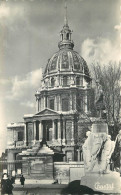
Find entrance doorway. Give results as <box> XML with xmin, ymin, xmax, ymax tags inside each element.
<box><xmin>42</xmin><ymin>120</ymin><xmax>52</xmax><ymax>141</ymax></box>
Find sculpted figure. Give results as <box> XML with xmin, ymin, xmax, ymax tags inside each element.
<box><xmin>100</xmin><ymin>135</ymin><xmax>115</xmax><ymax>173</ymax></box>
<box><xmin>82</xmin><ymin>131</ymin><xmax>91</xmax><ymax>169</ymax></box>
<box><xmin>88</xmin><ymin>134</ymin><xmax>103</xmax><ymax>171</ymax></box>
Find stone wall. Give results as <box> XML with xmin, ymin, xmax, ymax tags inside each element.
<box><xmin>54</xmin><ymin>161</ymin><xmax>85</xmax><ymax>184</ymax></box>
<box><xmin>22</xmin><ymin>156</ymin><xmax>54</xmax><ymax>179</ymax></box>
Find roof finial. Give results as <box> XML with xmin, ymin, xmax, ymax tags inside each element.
<box><xmin>64</xmin><ymin>0</ymin><xmax>68</xmax><ymax>26</ymax></box>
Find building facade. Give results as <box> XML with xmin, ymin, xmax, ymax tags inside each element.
<box><xmin>6</xmin><ymin>13</ymin><xmax>96</xmax><ymax>176</ymax></box>
<box><xmin>23</xmin><ymin>18</ymin><xmax>95</xmax><ymax>161</ymax></box>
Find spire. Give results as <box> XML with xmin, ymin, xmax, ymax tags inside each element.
<box><xmin>58</xmin><ymin>0</ymin><xmax>74</xmax><ymax>50</ymax></box>
<box><xmin>64</xmin><ymin>0</ymin><xmax>68</xmax><ymax>26</ymax></box>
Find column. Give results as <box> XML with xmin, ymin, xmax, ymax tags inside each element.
<box><xmin>59</xmin><ymin>95</ymin><xmax>61</xmax><ymax>111</ymax></box>
<box><xmin>55</xmin><ymin>95</ymin><xmax>57</xmax><ymax>111</ymax></box>
<box><xmin>39</xmin><ymin>98</ymin><xmax>41</xmax><ymax>112</ymax></box>
<box><xmin>36</xmin><ymin>99</ymin><xmax>38</xmax><ymax>113</ymax></box>
<box><xmin>58</xmin><ymin>119</ymin><xmax>61</xmax><ymax>144</ymax></box>
<box><xmin>24</xmin><ymin>123</ymin><xmax>27</xmax><ymax>146</ymax></box>
<box><xmin>77</xmin><ymin>149</ymin><xmax>80</xmax><ymax>161</ymax></box>
<box><xmin>46</xmin><ymin>96</ymin><xmax>48</xmax><ymax>108</ymax></box>
<box><xmin>45</xmin><ymin>96</ymin><xmax>47</xmax><ymax>108</ymax></box>
<box><xmin>33</xmin><ymin>121</ymin><xmax>36</xmax><ymax>144</ymax></box>
<box><xmin>70</xmin><ymin>93</ymin><xmax>73</xmax><ymax>111</ymax></box>
<box><xmin>62</xmin><ymin>119</ymin><xmax>66</xmax><ymax>145</ymax></box>
<box><xmin>84</xmin><ymin>92</ymin><xmax>88</xmax><ymax>113</ymax></box>
<box><xmin>57</xmin><ymin>95</ymin><xmax>60</xmax><ymax>111</ymax></box>
<box><xmin>43</xmin><ymin>96</ymin><xmax>46</xmax><ymax>109</ymax></box>
<box><xmin>81</xmin><ymin>151</ymin><xmax>83</xmax><ymax>161</ymax></box>
<box><xmin>36</xmin><ymin>97</ymin><xmax>40</xmax><ymax>112</ymax></box>
<box><xmin>71</xmin><ymin>119</ymin><xmax>74</xmax><ymax>145</ymax></box>
<box><xmin>52</xmin><ymin>120</ymin><xmax>55</xmax><ymax>142</ymax></box>
<box><xmin>39</xmin><ymin>121</ymin><xmax>43</xmax><ymax>141</ymax></box>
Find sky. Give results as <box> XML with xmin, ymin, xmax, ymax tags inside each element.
<box><xmin>0</xmin><ymin>0</ymin><xmax>120</xmax><ymax>155</ymax></box>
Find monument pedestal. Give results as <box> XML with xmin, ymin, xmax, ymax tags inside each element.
<box><xmin>81</xmin><ymin>171</ymin><xmax>121</xmax><ymax>193</ymax></box>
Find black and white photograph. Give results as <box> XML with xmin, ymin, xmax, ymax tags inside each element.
<box><xmin>0</xmin><ymin>0</ymin><xmax>121</xmax><ymax>194</ymax></box>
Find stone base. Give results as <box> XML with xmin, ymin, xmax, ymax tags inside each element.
<box><xmin>81</xmin><ymin>171</ymin><xmax>121</xmax><ymax>193</ymax></box>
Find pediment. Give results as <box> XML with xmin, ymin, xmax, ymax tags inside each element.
<box><xmin>35</xmin><ymin>108</ymin><xmax>59</xmax><ymax>116</ymax></box>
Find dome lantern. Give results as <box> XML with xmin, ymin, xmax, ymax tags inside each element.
<box><xmin>58</xmin><ymin>1</ymin><xmax>74</xmax><ymax>50</ymax></box>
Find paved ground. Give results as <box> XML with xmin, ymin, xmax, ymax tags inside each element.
<box><xmin>13</xmin><ymin>182</ymin><xmax>67</xmax><ymax>195</ymax></box>
<box><xmin>15</xmin><ymin>178</ymin><xmax>55</xmax><ymax>185</ymax></box>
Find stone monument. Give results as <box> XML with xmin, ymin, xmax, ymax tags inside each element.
<box><xmin>81</xmin><ymin>123</ymin><xmax>121</xmax><ymax>193</ymax></box>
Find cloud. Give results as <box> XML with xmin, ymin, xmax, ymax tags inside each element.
<box><xmin>114</xmin><ymin>25</ymin><xmax>121</xmax><ymax>30</ymax></box>
<box><xmin>0</xmin><ymin>3</ymin><xmax>24</xmax><ymax>19</ymax></box>
<box><xmin>20</xmin><ymin>101</ymin><xmax>35</xmax><ymax>108</ymax></box>
<box><xmin>81</xmin><ymin>37</ymin><xmax>120</xmax><ymax>65</ymax></box>
<box><xmin>0</xmin><ymin>4</ymin><xmax>10</xmax><ymax>18</ymax></box>
<box><xmin>0</xmin><ymin>78</ymin><xmax>11</xmax><ymax>85</ymax></box>
<box><xmin>7</xmin><ymin>68</ymin><xmax>42</xmax><ymax>101</ymax></box>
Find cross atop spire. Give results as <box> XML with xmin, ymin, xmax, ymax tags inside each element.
<box><xmin>64</xmin><ymin>0</ymin><xmax>68</xmax><ymax>26</ymax></box>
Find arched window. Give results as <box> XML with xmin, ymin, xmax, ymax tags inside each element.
<box><xmin>51</xmin><ymin>78</ymin><xmax>55</xmax><ymax>87</ymax></box>
<box><xmin>63</xmin><ymin>76</ymin><xmax>68</xmax><ymax>86</ymax></box>
<box><xmin>66</xmin><ymin>33</ymin><xmax>69</xmax><ymax>40</ymax></box>
<box><xmin>76</xmin><ymin>77</ymin><xmax>80</xmax><ymax>86</ymax></box>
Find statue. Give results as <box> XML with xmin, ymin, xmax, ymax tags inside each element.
<box><xmin>82</xmin><ymin>124</ymin><xmax>121</xmax><ymax>193</ymax></box>
<box><xmin>100</xmin><ymin>135</ymin><xmax>115</xmax><ymax>173</ymax></box>
<box><xmin>82</xmin><ymin>131</ymin><xmax>91</xmax><ymax>169</ymax></box>
<box><xmin>95</xmin><ymin>81</ymin><xmax>106</xmax><ymax>118</ymax></box>
<box><xmin>88</xmin><ymin>133</ymin><xmax>104</xmax><ymax>171</ymax></box>
<box><xmin>83</xmin><ymin>131</ymin><xmax>116</xmax><ymax>173</ymax></box>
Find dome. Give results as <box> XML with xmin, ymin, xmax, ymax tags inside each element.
<box><xmin>43</xmin><ymin>12</ymin><xmax>91</xmax><ymax>80</ymax></box>
<box><xmin>44</xmin><ymin>49</ymin><xmax>90</xmax><ymax>77</ymax></box>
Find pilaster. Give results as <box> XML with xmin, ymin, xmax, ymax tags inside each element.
<box><xmin>62</xmin><ymin>119</ymin><xmax>66</xmax><ymax>145</ymax></box>
<box><xmin>77</xmin><ymin>149</ymin><xmax>80</xmax><ymax>161</ymax></box>
<box><xmin>58</xmin><ymin>119</ymin><xmax>61</xmax><ymax>144</ymax></box>
<box><xmin>39</xmin><ymin>121</ymin><xmax>43</xmax><ymax>141</ymax></box>
<box><xmin>24</xmin><ymin>123</ymin><xmax>27</xmax><ymax>146</ymax></box>
<box><xmin>52</xmin><ymin>120</ymin><xmax>55</xmax><ymax>142</ymax></box>
<box><xmin>43</xmin><ymin>96</ymin><xmax>46</xmax><ymax>109</ymax></box>
<box><xmin>33</xmin><ymin>121</ymin><xmax>36</xmax><ymax>144</ymax></box>
<box><xmin>71</xmin><ymin>119</ymin><xmax>75</xmax><ymax>145</ymax></box>
<box><xmin>84</xmin><ymin>91</ymin><xmax>88</xmax><ymax>113</ymax></box>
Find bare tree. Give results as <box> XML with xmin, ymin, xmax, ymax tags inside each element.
<box><xmin>91</xmin><ymin>61</ymin><xmax>121</xmax><ymax>139</ymax></box>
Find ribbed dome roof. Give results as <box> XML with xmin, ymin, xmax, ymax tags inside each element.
<box><xmin>43</xmin><ymin>13</ymin><xmax>90</xmax><ymax>79</ymax></box>
<box><xmin>44</xmin><ymin>49</ymin><xmax>90</xmax><ymax>77</ymax></box>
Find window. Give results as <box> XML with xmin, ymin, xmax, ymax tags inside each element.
<box><xmin>51</xmin><ymin>78</ymin><xmax>55</xmax><ymax>87</ymax></box>
<box><xmin>76</xmin><ymin>77</ymin><xmax>80</xmax><ymax>86</ymax></box>
<box><xmin>63</xmin><ymin>76</ymin><xmax>68</xmax><ymax>86</ymax></box>
<box><xmin>77</xmin><ymin>97</ymin><xmax>83</xmax><ymax>111</ymax></box>
<box><xmin>50</xmin><ymin>99</ymin><xmax>54</xmax><ymax>110</ymax></box>
<box><xmin>62</xmin><ymin>98</ymin><xmax>69</xmax><ymax>111</ymax></box>
<box><xmin>66</xmin><ymin>33</ymin><xmax>69</xmax><ymax>40</ymax></box>
<box><xmin>18</xmin><ymin>132</ymin><xmax>23</xmax><ymax>141</ymax></box>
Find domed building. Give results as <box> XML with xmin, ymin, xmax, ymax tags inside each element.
<box><xmin>23</xmin><ymin>14</ymin><xmax>95</xmax><ymax>162</ymax></box>
<box><xmin>6</xmin><ymin>8</ymin><xmax>96</xmax><ymax>178</ymax></box>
